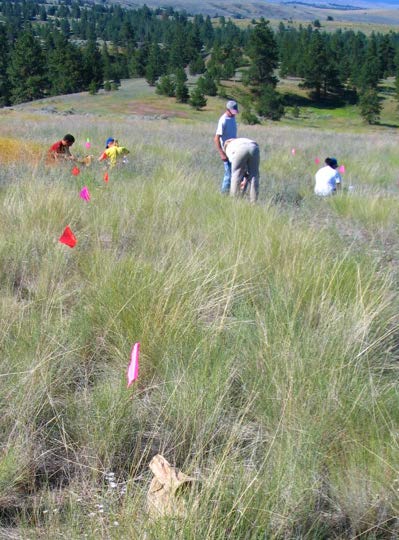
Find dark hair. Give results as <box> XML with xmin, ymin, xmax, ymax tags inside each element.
<box><xmin>63</xmin><ymin>134</ymin><xmax>75</xmax><ymax>144</ymax></box>
<box><xmin>325</xmin><ymin>157</ymin><xmax>338</xmax><ymax>169</ymax></box>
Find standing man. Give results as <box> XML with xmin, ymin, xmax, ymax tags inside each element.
<box><xmin>214</xmin><ymin>100</ymin><xmax>239</xmax><ymax>194</ymax></box>
<box><xmin>224</xmin><ymin>137</ymin><xmax>260</xmax><ymax>204</ymax></box>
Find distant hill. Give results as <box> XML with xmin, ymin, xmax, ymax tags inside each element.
<box><xmin>104</xmin><ymin>0</ymin><xmax>399</xmax><ymax>24</ymax></box>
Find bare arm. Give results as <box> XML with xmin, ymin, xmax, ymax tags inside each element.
<box><xmin>214</xmin><ymin>134</ymin><xmax>228</xmax><ymax>161</ymax></box>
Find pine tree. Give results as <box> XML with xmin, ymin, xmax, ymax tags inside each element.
<box><xmin>189</xmin><ymin>53</ymin><xmax>205</xmax><ymax>76</ymax></box>
<box><xmin>129</xmin><ymin>41</ymin><xmax>149</xmax><ymax>77</ymax></box>
<box><xmin>245</xmin><ymin>19</ymin><xmax>278</xmax><ymax>88</ymax></box>
<box><xmin>174</xmin><ymin>67</ymin><xmax>189</xmax><ymax>102</ymax></box>
<box><xmin>197</xmin><ymin>73</ymin><xmax>217</xmax><ymax>96</ymax></box>
<box><xmin>302</xmin><ymin>30</ymin><xmax>328</xmax><ymax>100</ymax></box>
<box><xmin>189</xmin><ymin>85</ymin><xmax>207</xmax><ymax>109</ymax></box>
<box><xmin>7</xmin><ymin>27</ymin><xmax>48</xmax><ymax>104</ymax></box>
<box><xmin>167</xmin><ymin>29</ymin><xmax>187</xmax><ymax>71</ymax></box>
<box><xmin>360</xmin><ymin>33</ymin><xmax>380</xmax><ymax>89</ymax></box>
<box><xmin>378</xmin><ymin>34</ymin><xmax>395</xmax><ymax>78</ymax></box>
<box><xmin>0</xmin><ymin>25</ymin><xmax>10</xmax><ymax>106</ymax></box>
<box><xmin>175</xmin><ymin>67</ymin><xmax>187</xmax><ymax>85</ymax></box>
<box><xmin>175</xmin><ymin>80</ymin><xmax>189</xmax><ymax>103</ymax></box>
<box><xmin>82</xmin><ymin>38</ymin><xmax>103</xmax><ymax>91</ymax></box>
<box><xmin>46</xmin><ymin>31</ymin><xmax>83</xmax><ymax>95</ymax></box>
<box><xmin>101</xmin><ymin>42</ymin><xmax>113</xmax><ymax>82</ymax></box>
<box><xmin>359</xmin><ymin>87</ymin><xmax>381</xmax><ymax>124</ymax></box>
<box><xmin>145</xmin><ymin>42</ymin><xmax>165</xmax><ymax>86</ymax></box>
<box><xmin>156</xmin><ymin>74</ymin><xmax>175</xmax><ymax>97</ymax></box>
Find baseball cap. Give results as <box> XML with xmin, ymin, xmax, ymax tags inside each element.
<box><xmin>226</xmin><ymin>100</ymin><xmax>238</xmax><ymax>114</ymax></box>
<box><xmin>105</xmin><ymin>137</ymin><xmax>115</xmax><ymax>148</ymax></box>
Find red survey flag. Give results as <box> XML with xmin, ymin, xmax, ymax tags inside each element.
<box><xmin>72</xmin><ymin>166</ymin><xmax>80</xmax><ymax>176</ymax></box>
<box><xmin>59</xmin><ymin>226</ymin><xmax>77</xmax><ymax>248</ymax></box>
<box><xmin>104</xmin><ymin>171</ymin><xmax>109</xmax><ymax>183</ymax></box>
<box><xmin>79</xmin><ymin>186</ymin><xmax>90</xmax><ymax>202</ymax></box>
<box><xmin>127</xmin><ymin>342</ymin><xmax>140</xmax><ymax>387</ymax></box>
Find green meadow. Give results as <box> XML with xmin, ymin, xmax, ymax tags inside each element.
<box><xmin>0</xmin><ymin>79</ymin><xmax>399</xmax><ymax>538</ymax></box>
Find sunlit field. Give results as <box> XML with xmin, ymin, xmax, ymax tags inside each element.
<box><xmin>0</xmin><ymin>80</ymin><xmax>399</xmax><ymax>538</ymax></box>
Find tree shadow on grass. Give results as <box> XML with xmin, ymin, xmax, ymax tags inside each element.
<box><xmin>282</xmin><ymin>91</ymin><xmax>356</xmax><ymax>109</ymax></box>
<box><xmin>282</xmin><ymin>92</ymin><xmax>312</xmax><ymax>107</ymax></box>
<box><xmin>376</xmin><ymin>122</ymin><xmax>399</xmax><ymax>128</ymax></box>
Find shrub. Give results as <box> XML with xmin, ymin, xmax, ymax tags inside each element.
<box><xmin>189</xmin><ymin>85</ymin><xmax>207</xmax><ymax>109</ymax></box>
<box><xmin>241</xmin><ymin>108</ymin><xmax>260</xmax><ymax>125</ymax></box>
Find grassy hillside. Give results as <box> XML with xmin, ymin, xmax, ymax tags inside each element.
<box><xmin>109</xmin><ymin>0</ymin><xmax>399</xmax><ymax>30</ymax></box>
<box><xmin>0</xmin><ymin>80</ymin><xmax>399</xmax><ymax>538</ymax></box>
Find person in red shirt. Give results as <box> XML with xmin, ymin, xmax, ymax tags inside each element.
<box><xmin>47</xmin><ymin>134</ymin><xmax>76</xmax><ymax>162</ymax></box>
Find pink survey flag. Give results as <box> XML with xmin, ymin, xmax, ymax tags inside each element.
<box><xmin>127</xmin><ymin>342</ymin><xmax>140</xmax><ymax>387</ymax></box>
<box><xmin>315</xmin><ymin>157</ymin><xmax>320</xmax><ymax>164</ymax></box>
<box><xmin>85</xmin><ymin>138</ymin><xmax>91</xmax><ymax>149</ymax></box>
<box><xmin>338</xmin><ymin>165</ymin><xmax>345</xmax><ymax>174</ymax></box>
<box><xmin>79</xmin><ymin>186</ymin><xmax>91</xmax><ymax>202</ymax></box>
<box><xmin>291</xmin><ymin>148</ymin><xmax>296</xmax><ymax>156</ymax></box>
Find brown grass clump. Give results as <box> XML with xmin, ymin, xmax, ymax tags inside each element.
<box><xmin>0</xmin><ymin>137</ymin><xmax>42</xmax><ymax>166</ymax></box>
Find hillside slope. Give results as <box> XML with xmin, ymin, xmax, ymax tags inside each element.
<box><xmin>105</xmin><ymin>0</ymin><xmax>399</xmax><ymax>24</ymax></box>
<box><xmin>0</xmin><ymin>81</ymin><xmax>399</xmax><ymax>537</ymax></box>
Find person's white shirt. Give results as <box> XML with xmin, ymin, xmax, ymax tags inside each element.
<box><xmin>314</xmin><ymin>165</ymin><xmax>341</xmax><ymax>196</ymax></box>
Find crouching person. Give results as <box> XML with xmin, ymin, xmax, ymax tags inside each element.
<box><xmin>314</xmin><ymin>157</ymin><xmax>341</xmax><ymax>196</ymax></box>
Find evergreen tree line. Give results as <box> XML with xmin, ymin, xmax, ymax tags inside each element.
<box><xmin>2</xmin><ymin>1</ymin><xmax>399</xmax><ymax>122</ymax></box>
<box><xmin>0</xmin><ymin>1</ymin><xmax>246</xmax><ymax>106</ymax></box>
<box><xmin>277</xmin><ymin>23</ymin><xmax>399</xmax><ymax>96</ymax></box>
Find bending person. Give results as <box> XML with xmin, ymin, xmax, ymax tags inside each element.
<box><xmin>224</xmin><ymin>138</ymin><xmax>260</xmax><ymax>203</ymax></box>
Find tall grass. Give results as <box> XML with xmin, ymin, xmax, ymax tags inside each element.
<box><xmin>0</xmin><ymin>102</ymin><xmax>398</xmax><ymax>538</ymax></box>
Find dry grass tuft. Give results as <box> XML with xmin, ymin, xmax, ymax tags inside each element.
<box><xmin>0</xmin><ymin>137</ymin><xmax>42</xmax><ymax>166</ymax></box>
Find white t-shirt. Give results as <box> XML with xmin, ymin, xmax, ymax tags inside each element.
<box><xmin>215</xmin><ymin>113</ymin><xmax>237</xmax><ymax>148</ymax></box>
<box><xmin>314</xmin><ymin>165</ymin><xmax>341</xmax><ymax>196</ymax></box>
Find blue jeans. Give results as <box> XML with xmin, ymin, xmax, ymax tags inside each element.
<box><xmin>221</xmin><ymin>160</ymin><xmax>231</xmax><ymax>193</ymax></box>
